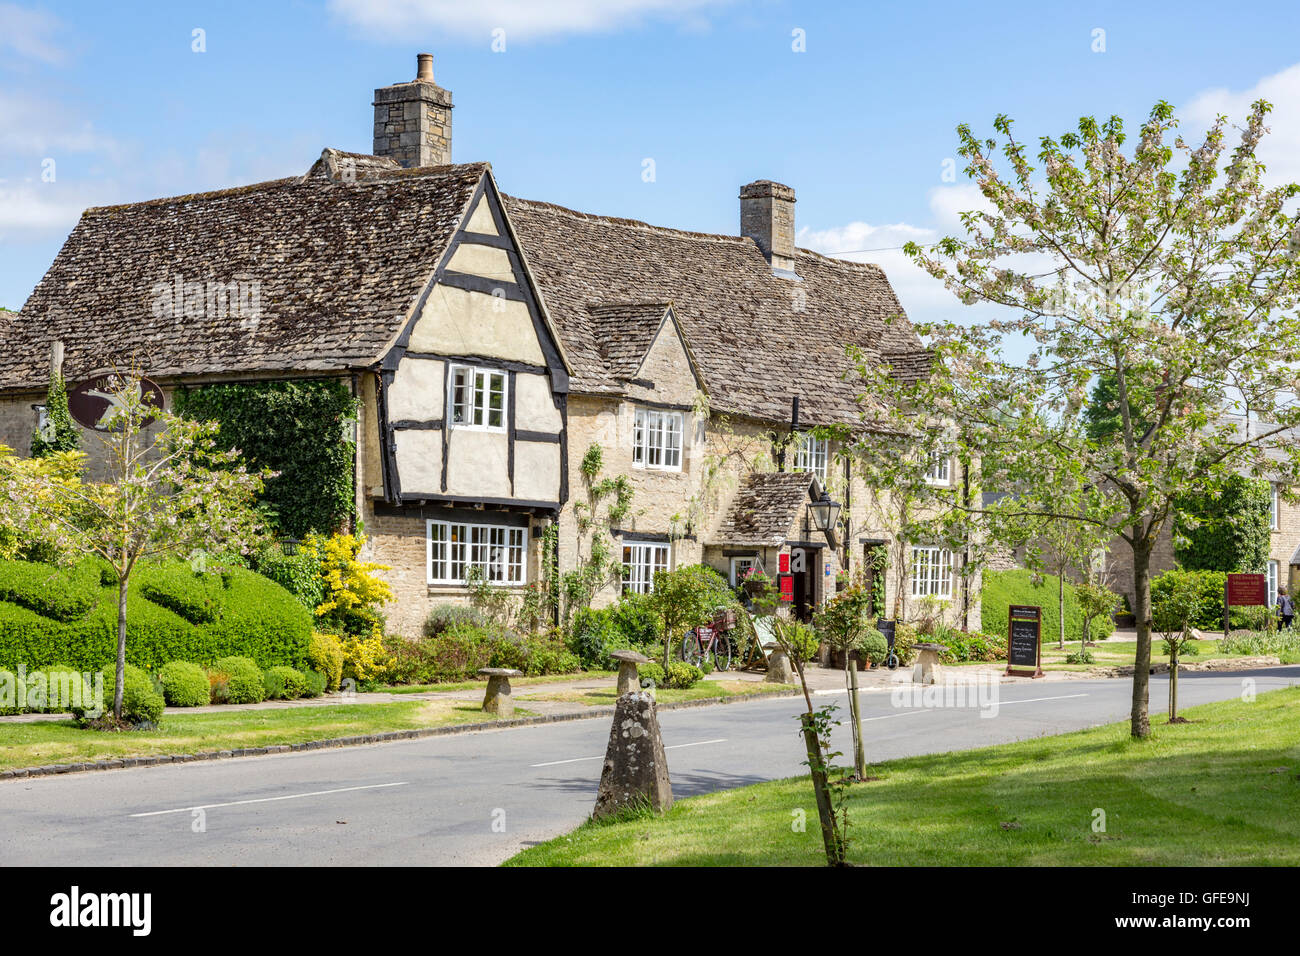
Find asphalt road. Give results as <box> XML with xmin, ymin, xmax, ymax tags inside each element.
<box><xmin>1</xmin><ymin>667</ymin><xmax>1295</xmax><ymax>866</ymax></box>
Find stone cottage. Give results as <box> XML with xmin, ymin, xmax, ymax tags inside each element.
<box><xmin>0</xmin><ymin>55</ymin><xmax>978</xmax><ymax>636</ymax></box>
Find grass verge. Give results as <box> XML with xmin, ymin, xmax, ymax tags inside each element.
<box><xmin>505</xmin><ymin>687</ymin><xmax>1300</xmax><ymax>866</ymax></box>
<box><xmin>0</xmin><ymin>700</ymin><xmax>535</xmax><ymax>772</ymax></box>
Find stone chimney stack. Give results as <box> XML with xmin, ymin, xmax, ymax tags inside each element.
<box><xmin>373</xmin><ymin>53</ymin><xmax>453</xmax><ymax>168</ymax></box>
<box><xmin>740</xmin><ymin>180</ymin><xmax>797</xmax><ymax>277</ymax></box>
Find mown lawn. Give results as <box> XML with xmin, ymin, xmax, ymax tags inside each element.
<box><xmin>0</xmin><ymin>700</ymin><xmax>534</xmax><ymax>772</ymax></box>
<box><xmin>519</xmin><ymin>679</ymin><xmax>792</xmax><ymax>707</ymax></box>
<box><xmin>505</xmin><ymin>687</ymin><xmax>1300</xmax><ymax>866</ymax></box>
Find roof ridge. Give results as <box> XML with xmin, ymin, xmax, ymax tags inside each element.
<box><xmin>505</xmin><ymin>194</ymin><xmax>891</xmax><ymax>273</ymax></box>
<box><xmin>85</xmin><ymin>160</ymin><xmax>492</xmax><ymax>215</ymax></box>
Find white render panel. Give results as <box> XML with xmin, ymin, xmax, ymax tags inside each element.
<box><xmin>444</xmin><ymin>428</ymin><xmax>511</xmax><ymax>498</ymax></box>
<box><xmin>445</xmin><ymin>243</ymin><xmax>513</xmax><ymax>280</ymax></box>
<box><xmin>514</xmin><ymin>441</ymin><xmax>561</xmax><ymax>501</ymax></box>
<box><xmin>392</xmin><ymin>429</ymin><xmax>443</xmax><ymax>494</ymax></box>
<box><xmin>408</xmin><ymin>284</ymin><xmax>545</xmax><ymax>365</ymax></box>
<box><xmin>388</xmin><ymin>357</ymin><xmax>445</xmax><ymax>422</ymax></box>
<box><xmin>515</xmin><ymin>371</ymin><xmax>563</xmax><ymax>432</ymax></box>
<box><xmin>464</xmin><ymin>195</ymin><xmax>498</xmax><ymax>235</ymax></box>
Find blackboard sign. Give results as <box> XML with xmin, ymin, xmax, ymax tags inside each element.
<box><xmin>877</xmin><ymin>620</ymin><xmax>898</xmax><ymax>668</ymax></box>
<box><xmin>1004</xmin><ymin>605</ymin><xmax>1043</xmax><ymax>678</ymax></box>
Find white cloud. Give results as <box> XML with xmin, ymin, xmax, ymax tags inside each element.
<box><xmin>0</xmin><ymin>3</ymin><xmax>65</xmax><ymax>65</ymax></box>
<box><xmin>0</xmin><ymin>185</ymin><xmax>91</xmax><ymax>234</ymax></box>
<box><xmin>328</xmin><ymin>0</ymin><xmax>736</xmax><ymax>40</ymax></box>
<box><xmin>0</xmin><ymin>91</ymin><xmax>117</xmax><ymax>155</ymax></box>
<box><xmin>1185</xmin><ymin>62</ymin><xmax>1300</xmax><ymax>188</ymax></box>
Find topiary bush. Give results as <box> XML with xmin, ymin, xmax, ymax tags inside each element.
<box><xmin>638</xmin><ymin>661</ymin><xmax>666</xmax><ymax>687</ymax></box>
<box><xmin>0</xmin><ymin>558</ymin><xmax>312</xmax><ymax>674</ymax></box>
<box><xmin>157</xmin><ymin>661</ymin><xmax>210</xmax><ymax>707</ymax></box>
<box><xmin>663</xmin><ymin>661</ymin><xmax>704</xmax><ymax>689</ymax></box>
<box><xmin>211</xmin><ymin>656</ymin><xmax>266</xmax><ymax>704</ymax></box>
<box><xmin>301</xmin><ymin>668</ymin><xmax>327</xmax><ymax>698</ymax></box>
<box><xmin>263</xmin><ymin>665</ymin><xmax>307</xmax><ymax>700</ymax></box>
<box><xmin>860</xmin><ymin>629</ymin><xmax>889</xmax><ymax>665</ymax></box>
<box><xmin>980</xmin><ymin>569</ymin><xmax>1115</xmax><ymax>645</ymax></box>
<box><xmin>74</xmin><ymin>664</ymin><xmax>163</xmax><ymax>725</ymax></box>
<box><xmin>1151</xmin><ymin>569</ymin><xmax>1227</xmax><ymax>631</ymax></box>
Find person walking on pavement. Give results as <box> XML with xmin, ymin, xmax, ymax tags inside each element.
<box><xmin>1277</xmin><ymin>585</ymin><xmax>1294</xmax><ymax>630</ymax></box>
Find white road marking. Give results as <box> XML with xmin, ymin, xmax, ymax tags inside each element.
<box><xmin>129</xmin><ymin>782</ymin><xmax>409</xmax><ymax>817</ymax></box>
<box><xmin>531</xmin><ymin>738</ymin><xmax>727</xmax><ymax>768</ymax></box>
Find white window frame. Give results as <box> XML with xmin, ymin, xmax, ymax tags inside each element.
<box><xmin>910</xmin><ymin>546</ymin><xmax>953</xmax><ymax>599</ymax></box>
<box><xmin>632</xmin><ymin>407</ymin><xmax>683</xmax><ymax>472</ymax></box>
<box><xmin>448</xmin><ymin>364</ymin><xmax>507</xmax><ymax>432</ymax></box>
<box><xmin>924</xmin><ymin>451</ymin><xmax>951</xmax><ymax>486</ymax></box>
<box><xmin>793</xmin><ymin>433</ymin><xmax>829</xmax><ymax>483</ymax></box>
<box><xmin>1268</xmin><ymin>560</ymin><xmax>1279</xmax><ymax>606</ymax></box>
<box><xmin>1271</xmin><ymin>484</ymin><xmax>1280</xmax><ymax>530</ymax></box>
<box><xmin>426</xmin><ymin>518</ymin><xmax>526</xmax><ymax>586</ymax></box>
<box><xmin>729</xmin><ymin>555</ymin><xmax>757</xmax><ymax>587</ymax></box>
<box><xmin>623</xmin><ymin>541</ymin><xmax>670</xmax><ymax>594</ymax></box>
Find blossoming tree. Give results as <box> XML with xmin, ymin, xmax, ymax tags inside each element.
<box><xmin>854</xmin><ymin>100</ymin><xmax>1300</xmax><ymax>738</ymax></box>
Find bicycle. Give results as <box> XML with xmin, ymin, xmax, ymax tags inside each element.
<box><xmin>681</xmin><ymin>622</ymin><xmax>733</xmax><ymax>671</ymax></box>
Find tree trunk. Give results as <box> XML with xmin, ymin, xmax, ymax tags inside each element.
<box><xmin>800</xmin><ymin>714</ymin><xmax>845</xmax><ymax>866</ymax></box>
<box><xmin>1169</xmin><ymin>644</ymin><xmax>1179</xmax><ymax>720</ymax></box>
<box><xmin>114</xmin><ymin>575</ymin><xmax>128</xmax><ymax>720</ymax></box>
<box><xmin>1130</xmin><ymin>537</ymin><xmax>1153</xmax><ymax>738</ymax></box>
<box><xmin>848</xmin><ymin>659</ymin><xmax>866</xmax><ymax>779</ymax></box>
<box><xmin>1057</xmin><ymin>571</ymin><xmax>1065</xmax><ymax>649</ymax></box>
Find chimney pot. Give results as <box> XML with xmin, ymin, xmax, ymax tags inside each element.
<box><xmin>416</xmin><ymin>53</ymin><xmax>434</xmax><ymax>82</ymax></box>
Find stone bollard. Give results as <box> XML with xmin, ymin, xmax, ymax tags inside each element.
<box><xmin>477</xmin><ymin>667</ymin><xmax>523</xmax><ymax>718</ymax></box>
<box><xmin>593</xmin><ymin>691</ymin><xmax>673</xmax><ymax>820</ymax></box>
<box><xmin>608</xmin><ymin>649</ymin><xmax>651</xmax><ymax>696</ymax></box>
<box><xmin>764</xmin><ymin>643</ymin><xmax>794</xmax><ymax>683</ymax></box>
<box><xmin>911</xmin><ymin>643</ymin><xmax>947</xmax><ymax>685</ymax></box>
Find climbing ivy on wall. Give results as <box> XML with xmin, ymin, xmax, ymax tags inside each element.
<box><xmin>173</xmin><ymin>380</ymin><xmax>359</xmax><ymax>539</ymax></box>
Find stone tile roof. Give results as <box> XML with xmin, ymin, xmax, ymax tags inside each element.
<box><xmin>585</xmin><ymin>302</ymin><xmax>670</xmax><ymax>380</ymax></box>
<box><xmin>504</xmin><ymin>196</ymin><xmax>926</xmax><ymax>425</ymax></box>
<box><xmin>710</xmin><ymin>471</ymin><xmax>816</xmax><ymax>546</ymax></box>
<box><xmin>0</xmin><ymin>159</ymin><xmax>489</xmax><ymax>390</ymax></box>
<box><xmin>2</xmin><ymin>151</ymin><xmax>930</xmax><ymax>431</ymax></box>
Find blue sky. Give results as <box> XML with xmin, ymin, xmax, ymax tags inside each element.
<box><xmin>4</xmin><ymin>0</ymin><xmax>1300</xmax><ymax>331</ymax></box>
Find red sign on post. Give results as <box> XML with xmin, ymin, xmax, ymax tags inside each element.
<box><xmin>778</xmin><ymin>574</ymin><xmax>794</xmax><ymax>602</ymax></box>
<box><xmin>1226</xmin><ymin>574</ymin><xmax>1268</xmax><ymax>607</ymax></box>
<box><xmin>778</xmin><ymin>552</ymin><xmax>790</xmax><ymax>574</ymax></box>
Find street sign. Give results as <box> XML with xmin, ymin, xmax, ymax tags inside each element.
<box><xmin>68</xmin><ymin>374</ymin><xmax>164</xmax><ymax>432</ymax></box>
<box><xmin>1004</xmin><ymin>604</ymin><xmax>1044</xmax><ymax>678</ymax></box>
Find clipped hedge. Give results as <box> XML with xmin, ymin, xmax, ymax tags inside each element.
<box><xmin>157</xmin><ymin>661</ymin><xmax>210</xmax><ymax>707</ymax></box>
<box><xmin>981</xmin><ymin>569</ymin><xmax>1116</xmax><ymax>645</ymax></box>
<box><xmin>264</xmin><ymin>665</ymin><xmax>307</xmax><ymax>700</ymax></box>
<box><xmin>212</xmin><ymin>656</ymin><xmax>266</xmax><ymax>704</ymax></box>
<box><xmin>0</xmin><ymin>558</ymin><xmax>312</xmax><ymax>674</ymax></box>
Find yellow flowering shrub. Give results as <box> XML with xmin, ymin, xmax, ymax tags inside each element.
<box><xmin>309</xmin><ymin>533</ymin><xmax>394</xmax><ymax>637</ymax></box>
<box><xmin>307</xmin><ymin>631</ymin><xmax>345</xmax><ymax>692</ymax></box>
<box><xmin>341</xmin><ymin>634</ymin><xmax>390</xmax><ymax>684</ymax></box>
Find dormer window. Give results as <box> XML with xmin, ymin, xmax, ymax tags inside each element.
<box><xmin>449</xmin><ymin>364</ymin><xmax>506</xmax><ymax>432</ymax></box>
<box><xmin>925</xmin><ymin>451</ymin><xmax>951</xmax><ymax>485</ymax></box>
<box><xmin>793</xmin><ymin>433</ymin><xmax>829</xmax><ymax>483</ymax></box>
<box><xmin>632</xmin><ymin>407</ymin><xmax>682</xmax><ymax>471</ymax></box>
